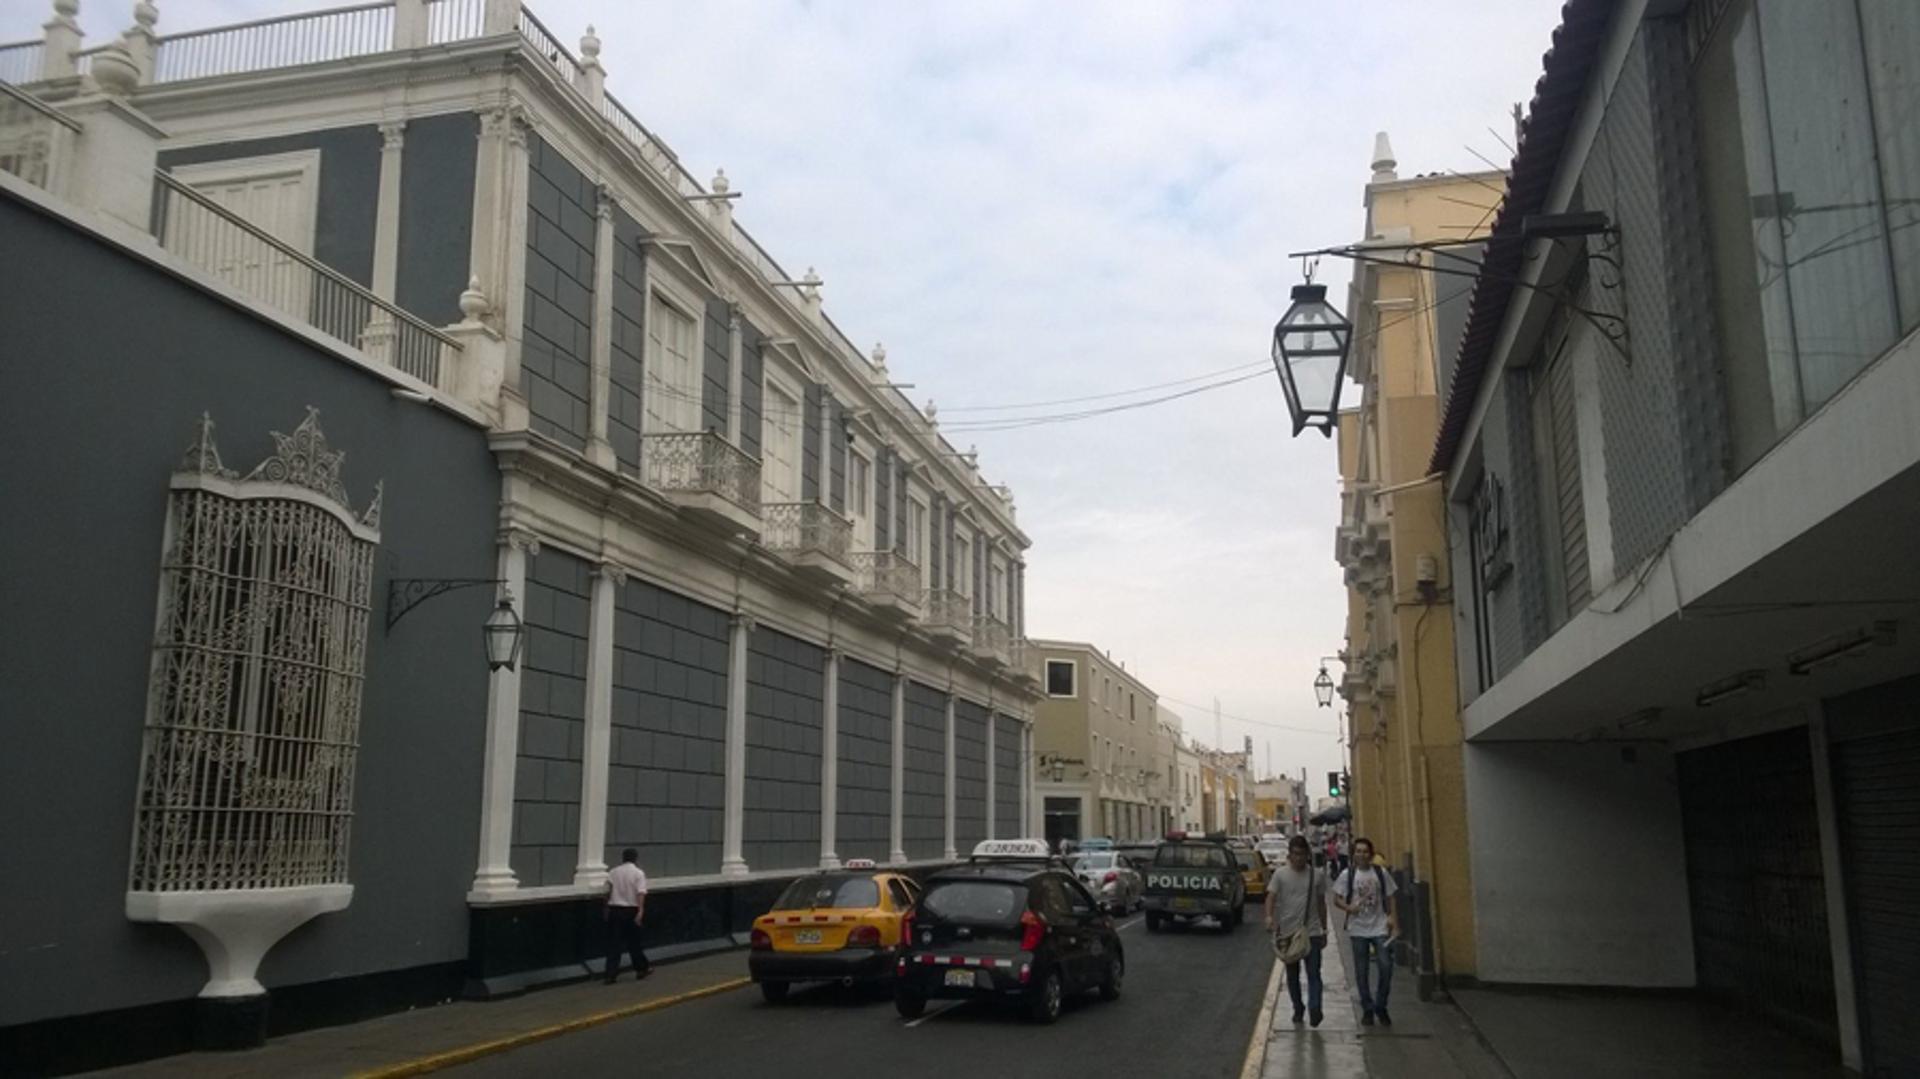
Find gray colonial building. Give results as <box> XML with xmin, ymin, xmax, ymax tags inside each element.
<box><xmin>0</xmin><ymin>1</ymin><xmax>1039</xmax><ymax>1069</ymax></box>
<box><xmin>1434</xmin><ymin>1</ymin><xmax>1920</xmax><ymax>1075</ymax></box>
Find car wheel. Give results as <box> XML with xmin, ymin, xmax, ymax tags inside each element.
<box><xmin>895</xmin><ymin>990</ymin><xmax>926</xmax><ymax>1019</ymax></box>
<box><xmin>760</xmin><ymin>981</ymin><xmax>789</xmax><ymax>1004</ymax></box>
<box><xmin>1099</xmin><ymin>954</ymin><xmax>1124</xmax><ymax>1001</ymax></box>
<box><xmin>1026</xmin><ymin>968</ymin><xmax>1064</xmax><ymax>1024</ymax></box>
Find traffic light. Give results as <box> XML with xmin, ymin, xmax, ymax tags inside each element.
<box><xmin>1328</xmin><ymin>770</ymin><xmax>1342</xmax><ymax>797</ymax></box>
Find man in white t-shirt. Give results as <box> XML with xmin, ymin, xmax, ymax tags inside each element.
<box><xmin>604</xmin><ymin>848</ymin><xmax>651</xmax><ymax>984</ymax></box>
<box><xmin>1264</xmin><ymin>835</ymin><xmax>1330</xmax><ymax>1026</ymax></box>
<box><xmin>1330</xmin><ymin>836</ymin><xmax>1397</xmax><ymax>1026</ymax></box>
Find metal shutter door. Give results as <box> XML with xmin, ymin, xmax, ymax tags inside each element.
<box><xmin>1830</xmin><ymin>693</ymin><xmax>1920</xmax><ymax>1079</ymax></box>
<box><xmin>1677</xmin><ymin>729</ymin><xmax>1837</xmax><ymax>1044</ymax></box>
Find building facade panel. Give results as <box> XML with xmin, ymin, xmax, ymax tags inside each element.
<box><xmin>701</xmin><ymin>297</ymin><xmax>729</xmax><ymax>434</ymax></box>
<box><xmin>954</xmin><ymin>698</ymin><xmax>988</xmax><ymax>852</ymax></box>
<box><xmin>903</xmin><ymin>681</ymin><xmax>946</xmax><ymax>859</ymax></box>
<box><xmin>0</xmin><ymin>195</ymin><xmax>496</xmax><ymax>1032</ymax></box>
<box><xmin>607</xmin><ymin>208</ymin><xmax>647</xmax><ymax>474</ymax></box>
<box><xmin>835</xmin><ymin>658</ymin><xmax>894</xmax><ymax>864</ymax></box>
<box><xmin>394</xmin><ymin>111</ymin><xmax>478</xmax><ymax>326</ymax></box>
<box><xmin>512</xmin><ymin>548</ymin><xmax>590</xmax><ymax>886</ymax></box>
<box><xmin>521</xmin><ymin>134</ymin><xmax>595</xmax><ymax>450</ymax></box>
<box><xmin>744</xmin><ymin>626</ymin><xmax>825</xmax><ymax>871</ymax></box>
<box><xmin>606</xmin><ymin>580</ymin><xmax>730</xmax><ymax>878</ymax></box>
<box><xmin>994</xmin><ymin>713</ymin><xmax>1021</xmax><ymax>838</ymax></box>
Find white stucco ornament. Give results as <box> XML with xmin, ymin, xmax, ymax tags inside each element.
<box><xmin>459</xmin><ymin>274</ymin><xmax>490</xmax><ymax>322</ymax></box>
<box><xmin>579</xmin><ymin>24</ymin><xmax>601</xmax><ymax>65</ymax></box>
<box><xmin>134</xmin><ymin>0</ymin><xmax>158</xmax><ymax>30</ymax></box>
<box><xmin>870</xmin><ymin>341</ymin><xmax>888</xmax><ymax>379</ymax></box>
<box><xmin>90</xmin><ymin>41</ymin><xmax>139</xmax><ymax>94</ymax></box>
<box><xmin>710</xmin><ymin>167</ymin><xmax>729</xmax><ymax>195</ymax></box>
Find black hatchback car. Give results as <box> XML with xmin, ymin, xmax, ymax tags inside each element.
<box><xmin>894</xmin><ymin>839</ymin><xmax>1124</xmax><ymax>1024</ymax></box>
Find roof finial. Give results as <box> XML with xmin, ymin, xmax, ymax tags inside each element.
<box><xmin>1370</xmin><ymin>131</ymin><xmax>1397</xmax><ymax>183</ymax></box>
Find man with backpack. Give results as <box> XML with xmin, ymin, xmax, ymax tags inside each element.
<box><xmin>1330</xmin><ymin>836</ymin><xmax>1398</xmax><ymax>1026</ymax></box>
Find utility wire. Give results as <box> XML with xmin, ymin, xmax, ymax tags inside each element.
<box><xmin>1159</xmin><ymin>694</ymin><xmax>1340</xmax><ymax>737</ymax></box>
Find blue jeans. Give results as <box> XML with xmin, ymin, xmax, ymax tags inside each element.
<box><xmin>1350</xmin><ymin>934</ymin><xmax>1393</xmax><ymax>1013</ymax></box>
<box><xmin>1284</xmin><ymin>935</ymin><xmax>1325</xmax><ymax>1013</ymax></box>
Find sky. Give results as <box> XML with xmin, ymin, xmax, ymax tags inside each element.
<box><xmin>7</xmin><ymin>0</ymin><xmax>1565</xmax><ymax>787</ymax></box>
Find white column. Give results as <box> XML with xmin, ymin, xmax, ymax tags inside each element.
<box><xmin>371</xmin><ymin>121</ymin><xmax>406</xmax><ymax>302</ymax></box>
<box><xmin>1021</xmin><ymin>721</ymin><xmax>1034</xmax><ymax>837</ymax></box>
<box><xmin>481</xmin><ymin>0</ymin><xmax>518</xmax><ymax>34</ymax></box>
<box><xmin>943</xmin><ymin>692</ymin><xmax>958</xmax><ymax>861</ymax></box>
<box><xmin>473</xmin><ymin>105</ymin><xmax>533</xmax><ymax>428</ymax></box>
<box><xmin>819</xmin><ymin>648</ymin><xmax>841</xmax><ymax>869</ymax></box>
<box><xmin>984</xmin><ymin>703</ymin><xmax>997</xmax><ymax>840</ymax></box>
<box><xmin>586</xmin><ymin>186</ymin><xmax>616</xmax><ymax>469</ymax></box>
<box><xmin>392</xmin><ymin>0</ymin><xmax>428</xmax><ymax>49</ymax></box>
<box><xmin>471</xmin><ymin>530</ymin><xmax>538</xmax><ymax>897</ymax></box>
<box><xmin>40</xmin><ymin>0</ymin><xmax>81</xmax><ymax>81</ymax></box>
<box><xmin>572</xmin><ymin>561</ymin><xmax>622</xmax><ymax>887</ymax></box>
<box><xmin>888</xmin><ymin>673</ymin><xmax>907</xmax><ymax>866</ymax></box>
<box><xmin>720</xmin><ymin>612</ymin><xmax>753</xmax><ymax>878</ymax></box>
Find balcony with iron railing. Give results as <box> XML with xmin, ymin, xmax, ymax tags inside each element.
<box><xmin>0</xmin><ymin>81</ymin><xmax>78</xmax><ymax>191</ymax></box>
<box><xmin>762</xmin><ymin>501</ymin><xmax>854</xmax><ymax>586</ymax></box>
<box><xmin>850</xmin><ymin>550</ymin><xmax>922</xmax><ymax>620</ymax></box>
<box><xmin>922</xmin><ymin>588</ymin><xmax>973</xmax><ymax>647</ymax></box>
<box><xmin>641</xmin><ymin>430</ymin><xmax>761</xmax><ymax>535</ymax></box>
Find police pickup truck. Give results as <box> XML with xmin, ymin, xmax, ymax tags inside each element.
<box><xmin>1141</xmin><ymin>833</ymin><xmax>1246</xmax><ymax>933</ymax></box>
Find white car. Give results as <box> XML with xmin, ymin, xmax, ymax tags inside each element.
<box><xmin>1255</xmin><ymin>838</ymin><xmax>1289</xmax><ymax>866</ymax></box>
<box><xmin>1071</xmin><ymin>851</ymin><xmax>1144</xmax><ymax>914</ymax></box>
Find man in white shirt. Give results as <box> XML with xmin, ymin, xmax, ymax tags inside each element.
<box><xmin>604</xmin><ymin>848</ymin><xmax>651</xmax><ymax>984</ymax></box>
<box><xmin>1264</xmin><ymin>835</ymin><xmax>1329</xmax><ymax>1026</ymax></box>
<box><xmin>1330</xmin><ymin>836</ymin><xmax>1397</xmax><ymax>1026</ymax></box>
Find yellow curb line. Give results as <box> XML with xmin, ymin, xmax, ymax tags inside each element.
<box><xmin>354</xmin><ymin>977</ymin><xmax>752</xmax><ymax>1078</ymax></box>
<box><xmin>1238</xmin><ymin>954</ymin><xmax>1284</xmax><ymax>1079</ymax></box>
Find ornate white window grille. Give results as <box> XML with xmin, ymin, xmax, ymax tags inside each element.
<box><xmin>129</xmin><ymin>410</ymin><xmax>381</xmax><ymax>894</ymax></box>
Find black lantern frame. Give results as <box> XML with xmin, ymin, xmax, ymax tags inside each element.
<box><xmin>1270</xmin><ymin>282</ymin><xmax>1354</xmax><ymax>438</ymax></box>
<box><xmin>1313</xmin><ymin>666</ymin><xmax>1336</xmax><ymax>708</ymax></box>
<box><xmin>483</xmin><ymin>592</ymin><xmax>526</xmax><ymax>673</ymax></box>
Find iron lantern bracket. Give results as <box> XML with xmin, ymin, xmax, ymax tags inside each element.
<box><xmin>386</xmin><ymin>577</ymin><xmax>506</xmax><ymax>632</ymax></box>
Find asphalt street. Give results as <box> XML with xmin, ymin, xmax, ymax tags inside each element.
<box><xmin>453</xmin><ymin>912</ymin><xmax>1276</xmax><ymax>1078</ymax></box>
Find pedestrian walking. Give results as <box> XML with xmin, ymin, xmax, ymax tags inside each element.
<box><xmin>1264</xmin><ymin>835</ymin><xmax>1329</xmax><ymax>1027</ymax></box>
<box><xmin>1330</xmin><ymin>837</ymin><xmax>1397</xmax><ymax>1026</ymax></box>
<box><xmin>604</xmin><ymin>847</ymin><xmax>651</xmax><ymax>984</ymax></box>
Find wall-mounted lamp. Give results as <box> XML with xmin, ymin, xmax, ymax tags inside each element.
<box><xmin>1787</xmin><ymin>621</ymin><xmax>1896</xmax><ymax>676</ymax></box>
<box><xmin>1695</xmin><ymin>670</ymin><xmax>1766</xmax><ymax>708</ymax></box>
<box><xmin>387</xmin><ymin>577</ymin><xmax>524</xmax><ymax>672</ymax></box>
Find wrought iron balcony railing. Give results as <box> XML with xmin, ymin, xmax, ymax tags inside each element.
<box><xmin>641</xmin><ymin>431</ymin><xmax>760</xmax><ymax>516</ymax></box>
<box><xmin>152</xmin><ymin>170</ymin><xmax>458</xmax><ymax>389</ymax></box>
<box><xmin>851</xmin><ymin>550</ymin><xmax>921</xmax><ymax>607</ymax></box>
<box><xmin>924</xmin><ymin>588</ymin><xmax>973</xmax><ymax>640</ymax></box>
<box><xmin>762</xmin><ymin>501</ymin><xmax>852</xmax><ymax>566</ymax></box>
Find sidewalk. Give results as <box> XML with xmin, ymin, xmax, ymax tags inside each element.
<box><xmin>1257</xmin><ymin>928</ymin><xmax>1511</xmax><ymax>1079</ymax></box>
<box><xmin>89</xmin><ymin>951</ymin><xmax>751</xmax><ymax>1079</ymax></box>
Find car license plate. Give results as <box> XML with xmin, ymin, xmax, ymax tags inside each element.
<box><xmin>1173</xmin><ymin>897</ymin><xmax>1196</xmax><ymax>910</ymax></box>
<box><xmin>795</xmin><ymin>929</ymin><xmax>822</xmax><ymax>945</ymax></box>
<box><xmin>944</xmin><ymin>968</ymin><xmax>977</xmax><ymax>988</ymax></box>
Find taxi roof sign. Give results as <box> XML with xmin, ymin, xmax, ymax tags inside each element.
<box><xmin>970</xmin><ymin>838</ymin><xmax>1053</xmax><ymax>860</ymax></box>
<box><xmin>843</xmin><ymin>858</ymin><xmax>876</xmax><ymax>870</ymax></box>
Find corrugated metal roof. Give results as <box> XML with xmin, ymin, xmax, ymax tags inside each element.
<box><xmin>1428</xmin><ymin>0</ymin><xmax>1620</xmax><ymax>475</ymax></box>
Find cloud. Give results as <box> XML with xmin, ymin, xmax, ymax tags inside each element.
<box><xmin>3</xmin><ymin>0</ymin><xmax>1564</xmax><ymax>780</ymax></box>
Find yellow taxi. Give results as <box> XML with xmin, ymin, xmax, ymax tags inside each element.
<box><xmin>1227</xmin><ymin>842</ymin><xmax>1269</xmax><ymax>899</ymax></box>
<box><xmin>748</xmin><ymin>859</ymin><xmax>922</xmax><ymax>1002</ymax></box>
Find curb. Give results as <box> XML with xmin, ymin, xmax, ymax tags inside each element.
<box><xmin>1237</xmin><ymin>954</ymin><xmax>1284</xmax><ymax>1079</ymax></box>
<box><xmin>353</xmin><ymin>977</ymin><xmax>751</xmax><ymax>1078</ymax></box>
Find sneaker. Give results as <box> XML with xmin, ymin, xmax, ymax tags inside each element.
<box><xmin>1377</xmin><ymin>1008</ymin><xmax>1392</xmax><ymax>1026</ymax></box>
<box><xmin>1310</xmin><ymin>1008</ymin><xmax>1324</xmax><ymax>1027</ymax></box>
<box><xmin>1292</xmin><ymin>1006</ymin><xmax>1305</xmax><ymax>1024</ymax></box>
<box><xmin>1361</xmin><ymin>1010</ymin><xmax>1375</xmax><ymax>1026</ymax></box>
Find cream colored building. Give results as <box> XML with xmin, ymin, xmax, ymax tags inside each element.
<box><xmin>1031</xmin><ymin>639</ymin><xmax>1160</xmax><ymax>845</ymax></box>
<box><xmin>1334</xmin><ymin>134</ymin><xmax>1496</xmax><ymax>982</ymax></box>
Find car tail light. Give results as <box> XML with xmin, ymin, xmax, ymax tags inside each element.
<box><xmin>1019</xmin><ymin>910</ymin><xmax>1047</xmax><ymax>952</ymax></box>
<box><xmin>1103</xmin><ymin>871</ymin><xmax>1118</xmax><ymax>884</ymax></box>
<box><xmin>847</xmin><ymin>925</ymin><xmax>882</xmax><ymax>948</ymax></box>
<box><xmin>750</xmin><ymin>928</ymin><xmax>772</xmax><ymax>951</ymax></box>
<box><xmin>901</xmin><ymin>912</ymin><xmax>915</xmax><ymax>944</ymax></box>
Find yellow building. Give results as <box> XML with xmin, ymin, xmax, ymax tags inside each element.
<box><xmin>1030</xmin><ymin>639</ymin><xmax>1161</xmax><ymax>845</ymax></box>
<box><xmin>1333</xmin><ymin>134</ymin><xmax>1499</xmax><ymax>986</ymax></box>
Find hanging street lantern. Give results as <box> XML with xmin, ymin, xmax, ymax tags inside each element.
<box><xmin>1313</xmin><ymin>665</ymin><xmax>1336</xmax><ymax>708</ymax></box>
<box><xmin>483</xmin><ymin>591</ymin><xmax>526</xmax><ymax>672</ymax></box>
<box><xmin>1270</xmin><ymin>282</ymin><xmax>1354</xmax><ymax>438</ymax></box>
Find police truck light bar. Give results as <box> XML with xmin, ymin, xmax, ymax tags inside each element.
<box><xmin>843</xmin><ymin>858</ymin><xmax>876</xmax><ymax>870</ymax></box>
